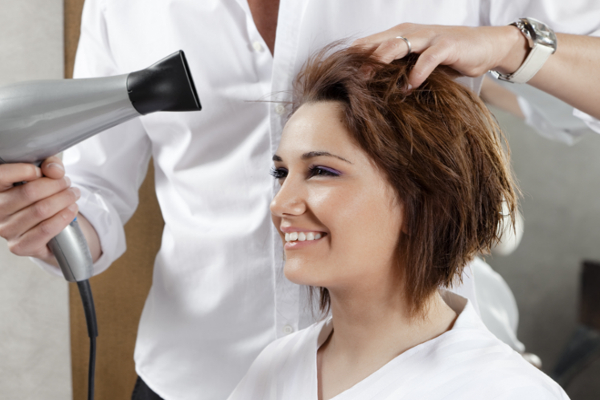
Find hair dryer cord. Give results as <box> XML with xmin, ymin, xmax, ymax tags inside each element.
<box><xmin>76</xmin><ymin>279</ymin><xmax>98</xmax><ymax>400</ymax></box>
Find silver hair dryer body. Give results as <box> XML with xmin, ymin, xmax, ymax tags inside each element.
<box><xmin>0</xmin><ymin>50</ymin><xmax>201</xmax><ymax>282</ymax></box>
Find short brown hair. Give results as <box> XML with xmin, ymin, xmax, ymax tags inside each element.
<box><xmin>291</xmin><ymin>45</ymin><xmax>518</xmax><ymax>316</ymax></box>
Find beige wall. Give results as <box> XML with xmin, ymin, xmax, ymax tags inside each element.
<box><xmin>0</xmin><ymin>0</ymin><xmax>72</xmax><ymax>398</ymax></box>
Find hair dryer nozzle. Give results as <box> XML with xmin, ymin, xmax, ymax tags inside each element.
<box><xmin>127</xmin><ymin>50</ymin><xmax>201</xmax><ymax>115</ymax></box>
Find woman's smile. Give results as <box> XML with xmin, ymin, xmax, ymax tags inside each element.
<box><xmin>282</xmin><ymin>229</ymin><xmax>328</xmax><ymax>250</ymax></box>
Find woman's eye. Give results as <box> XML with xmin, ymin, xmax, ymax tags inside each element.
<box><xmin>308</xmin><ymin>166</ymin><xmax>341</xmax><ymax>178</ymax></box>
<box><xmin>270</xmin><ymin>167</ymin><xmax>288</xmax><ymax>180</ymax></box>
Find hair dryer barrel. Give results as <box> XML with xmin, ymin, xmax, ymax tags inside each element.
<box><xmin>0</xmin><ymin>50</ymin><xmax>201</xmax><ymax>165</ymax></box>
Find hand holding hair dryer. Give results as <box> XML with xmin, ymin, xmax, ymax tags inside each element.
<box><xmin>0</xmin><ymin>50</ymin><xmax>201</xmax><ymax>281</ymax></box>
<box><xmin>0</xmin><ymin>50</ymin><xmax>201</xmax><ymax>400</ymax></box>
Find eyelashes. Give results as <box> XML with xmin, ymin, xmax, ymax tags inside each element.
<box><xmin>270</xmin><ymin>165</ymin><xmax>341</xmax><ymax>180</ymax></box>
<box><xmin>270</xmin><ymin>167</ymin><xmax>288</xmax><ymax>180</ymax></box>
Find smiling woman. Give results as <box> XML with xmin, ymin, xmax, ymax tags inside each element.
<box><xmin>227</xmin><ymin>46</ymin><xmax>568</xmax><ymax>400</ymax></box>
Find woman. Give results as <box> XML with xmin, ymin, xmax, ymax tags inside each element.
<box><xmin>227</xmin><ymin>46</ymin><xmax>568</xmax><ymax>400</ymax></box>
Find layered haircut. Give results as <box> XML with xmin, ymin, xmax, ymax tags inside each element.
<box><xmin>291</xmin><ymin>45</ymin><xmax>518</xmax><ymax>317</ymax></box>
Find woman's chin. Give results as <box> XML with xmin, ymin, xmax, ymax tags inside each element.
<box><xmin>283</xmin><ymin>260</ymin><xmax>328</xmax><ymax>287</ymax></box>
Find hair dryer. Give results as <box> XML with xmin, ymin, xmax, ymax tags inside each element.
<box><xmin>0</xmin><ymin>50</ymin><xmax>201</xmax><ymax>400</ymax></box>
<box><xmin>0</xmin><ymin>49</ymin><xmax>200</xmax><ymax>281</ymax></box>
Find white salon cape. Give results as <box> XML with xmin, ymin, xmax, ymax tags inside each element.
<box><xmin>32</xmin><ymin>1</ymin><xmax>600</xmax><ymax>399</ymax></box>
<box><xmin>228</xmin><ymin>291</ymin><xmax>568</xmax><ymax>400</ymax></box>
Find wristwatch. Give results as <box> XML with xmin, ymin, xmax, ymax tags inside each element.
<box><xmin>491</xmin><ymin>18</ymin><xmax>557</xmax><ymax>84</ymax></box>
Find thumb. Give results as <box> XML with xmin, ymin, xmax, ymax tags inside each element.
<box><xmin>40</xmin><ymin>156</ymin><xmax>66</xmax><ymax>180</ymax></box>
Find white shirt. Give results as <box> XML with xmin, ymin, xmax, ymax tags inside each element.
<box><xmin>227</xmin><ymin>291</ymin><xmax>569</xmax><ymax>400</ymax></box>
<box><xmin>34</xmin><ymin>1</ymin><xmax>600</xmax><ymax>399</ymax></box>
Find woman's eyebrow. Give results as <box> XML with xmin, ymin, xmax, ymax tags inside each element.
<box><xmin>272</xmin><ymin>151</ymin><xmax>352</xmax><ymax>164</ymax></box>
<box><xmin>302</xmin><ymin>151</ymin><xmax>353</xmax><ymax>164</ymax></box>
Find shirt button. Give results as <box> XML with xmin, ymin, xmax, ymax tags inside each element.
<box><xmin>283</xmin><ymin>325</ymin><xmax>294</xmax><ymax>335</ymax></box>
<box><xmin>252</xmin><ymin>41</ymin><xmax>263</xmax><ymax>52</ymax></box>
<box><xmin>275</xmin><ymin>103</ymin><xmax>285</xmax><ymax>115</ymax></box>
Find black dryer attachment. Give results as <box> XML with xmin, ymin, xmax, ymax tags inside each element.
<box><xmin>127</xmin><ymin>50</ymin><xmax>201</xmax><ymax>115</ymax></box>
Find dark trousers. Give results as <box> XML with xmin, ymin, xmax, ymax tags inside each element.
<box><xmin>132</xmin><ymin>376</ymin><xmax>165</xmax><ymax>400</ymax></box>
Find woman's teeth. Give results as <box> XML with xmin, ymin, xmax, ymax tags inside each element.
<box><xmin>284</xmin><ymin>232</ymin><xmax>323</xmax><ymax>242</ymax></box>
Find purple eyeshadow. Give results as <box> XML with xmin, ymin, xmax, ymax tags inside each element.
<box><xmin>316</xmin><ymin>166</ymin><xmax>342</xmax><ymax>175</ymax></box>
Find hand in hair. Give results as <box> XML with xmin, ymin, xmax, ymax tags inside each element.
<box><xmin>353</xmin><ymin>23</ymin><xmax>600</xmax><ymax>120</ymax></box>
<box><xmin>353</xmin><ymin>24</ymin><xmax>526</xmax><ymax>88</ymax></box>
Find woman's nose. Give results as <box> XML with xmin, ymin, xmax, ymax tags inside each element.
<box><xmin>270</xmin><ymin>179</ymin><xmax>306</xmax><ymax>217</ymax></box>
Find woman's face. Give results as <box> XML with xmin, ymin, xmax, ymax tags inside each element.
<box><xmin>270</xmin><ymin>101</ymin><xmax>404</xmax><ymax>292</ymax></box>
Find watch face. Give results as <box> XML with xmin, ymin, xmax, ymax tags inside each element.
<box><xmin>522</xmin><ymin>18</ymin><xmax>558</xmax><ymax>53</ymax></box>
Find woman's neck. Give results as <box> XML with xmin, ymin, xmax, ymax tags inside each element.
<box><xmin>317</xmin><ymin>287</ymin><xmax>458</xmax><ymax>400</ymax></box>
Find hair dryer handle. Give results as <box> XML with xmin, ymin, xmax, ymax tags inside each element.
<box><xmin>48</xmin><ymin>218</ymin><xmax>94</xmax><ymax>282</ymax></box>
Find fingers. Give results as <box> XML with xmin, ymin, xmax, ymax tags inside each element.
<box><xmin>371</xmin><ymin>37</ymin><xmax>412</xmax><ymax>64</ymax></box>
<box><xmin>408</xmin><ymin>43</ymin><xmax>453</xmax><ymax>89</ymax></box>
<box><xmin>0</xmin><ymin>175</ymin><xmax>73</xmax><ymax>216</ymax></box>
<box><xmin>41</xmin><ymin>156</ymin><xmax>65</xmax><ymax>180</ymax></box>
<box><xmin>354</xmin><ymin>24</ymin><xmax>418</xmax><ymax>63</ymax></box>
<box><xmin>0</xmin><ymin>156</ymin><xmax>77</xmax><ymax>261</ymax></box>
<box><xmin>352</xmin><ymin>23</ymin><xmax>499</xmax><ymax>89</ymax></box>
<box><xmin>355</xmin><ymin>25</ymin><xmax>442</xmax><ymax>72</ymax></box>
<box><xmin>352</xmin><ymin>23</ymin><xmax>416</xmax><ymax>47</ymax></box>
<box><xmin>0</xmin><ymin>163</ymin><xmax>42</xmax><ymax>190</ymax></box>
<box><xmin>1</xmin><ymin>185</ymin><xmax>80</xmax><ymax>239</ymax></box>
<box><xmin>0</xmin><ymin>173</ymin><xmax>79</xmax><ymax>260</ymax></box>
<box><xmin>7</xmin><ymin>204</ymin><xmax>79</xmax><ymax>259</ymax></box>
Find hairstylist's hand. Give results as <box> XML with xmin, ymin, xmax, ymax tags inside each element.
<box><xmin>354</xmin><ymin>24</ymin><xmax>600</xmax><ymax>120</ymax></box>
<box><xmin>353</xmin><ymin>24</ymin><xmax>527</xmax><ymax>90</ymax></box>
<box><xmin>0</xmin><ymin>156</ymin><xmax>80</xmax><ymax>265</ymax></box>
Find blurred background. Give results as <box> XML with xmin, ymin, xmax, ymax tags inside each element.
<box><xmin>0</xmin><ymin>0</ymin><xmax>71</xmax><ymax>399</ymax></box>
<box><xmin>484</xmin><ymin>78</ymin><xmax>600</xmax><ymax>399</ymax></box>
<box><xmin>0</xmin><ymin>1</ymin><xmax>599</xmax><ymax>399</ymax></box>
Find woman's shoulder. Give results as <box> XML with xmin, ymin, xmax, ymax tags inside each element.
<box><xmin>431</xmin><ymin>309</ymin><xmax>568</xmax><ymax>399</ymax></box>
<box><xmin>387</xmin><ymin>297</ymin><xmax>569</xmax><ymax>400</ymax></box>
<box><xmin>455</xmin><ymin>350</ymin><xmax>569</xmax><ymax>399</ymax></box>
<box><xmin>378</xmin><ymin>324</ymin><xmax>569</xmax><ymax>400</ymax></box>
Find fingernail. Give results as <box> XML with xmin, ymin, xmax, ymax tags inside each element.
<box><xmin>48</xmin><ymin>163</ymin><xmax>64</xmax><ymax>172</ymax></box>
<box><xmin>64</xmin><ymin>176</ymin><xmax>71</xmax><ymax>186</ymax></box>
<box><xmin>35</xmin><ymin>167</ymin><xmax>42</xmax><ymax>178</ymax></box>
<box><xmin>68</xmin><ymin>203</ymin><xmax>78</xmax><ymax>213</ymax></box>
<box><xmin>71</xmin><ymin>187</ymin><xmax>81</xmax><ymax>199</ymax></box>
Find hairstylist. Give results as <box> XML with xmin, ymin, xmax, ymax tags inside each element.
<box><xmin>0</xmin><ymin>1</ymin><xmax>598</xmax><ymax>399</ymax></box>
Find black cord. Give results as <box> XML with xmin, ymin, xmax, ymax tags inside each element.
<box><xmin>88</xmin><ymin>335</ymin><xmax>96</xmax><ymax>400</ymax></box>
<box><xmin>77</xmin><ymin>279</ymin><xmax>98</xmax><ymax>400</ymax></box>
